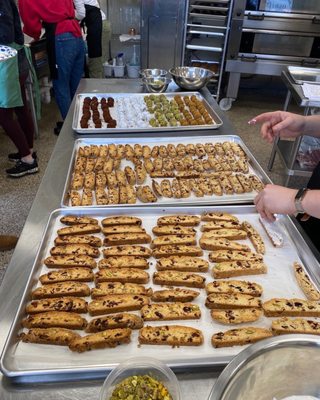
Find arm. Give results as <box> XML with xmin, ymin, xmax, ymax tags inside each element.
<box><xmin>73</xmin><ymin>0</ymin><xmax>86</xmax><ymax>21</ymax></box>
<box><xmin>254</xmin><ymin>184</ymin><xmax>320</xmax><ymax>221</ymax></box>
<box><xmin>18</xmin><ymin>0</ymin><xmax>42</xmax><ymax>40</ymax></box>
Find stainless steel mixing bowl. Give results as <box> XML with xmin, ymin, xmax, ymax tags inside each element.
<box><xmin>169</xmin><ymin>66</ymin><xmax>214</xmax><ymax>90</ymax></box>
<box><xmin>140</xmin><ymin>68</ymin><xmax>168</xmax><ymax>78</ymax></box>
<box><xmin>142</xmin><ymin>76</ymin><xmax>171</xmax><ymax>93</ymax></box>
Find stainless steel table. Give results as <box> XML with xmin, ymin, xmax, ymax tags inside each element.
<box><xmin>0</xmin><ymin>79</ymin><xmax>236</xmax><ymax>399</ymax></box>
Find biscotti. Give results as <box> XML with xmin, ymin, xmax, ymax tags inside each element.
<box><xmin>22</xmin><ymin>311</ymin><xmax>88</xmax><ymax>330</ymax></box>
<box><xmin>200</xmin><ymin>229</ymin><xmax>247</xmax><ymax>240</ymax></box>
<box><xmin>86</xmin><ymin>313</ymin><xmax>144</xmax><ymax>333</ymax></box>
<box><xmin>88</xmin><ymin>294</ymin><xmax>150</xmax><ymax>316</ymax></box>
<box><xmin>103</xmin><ymin>233</ymin><xmax>152</xmax><ymax>246</ymax></box>
<box><xmin>60</xmin><ymin>216</ymin><xmax>99</xmax><ymax>226</ymax></box>
<box><xmin>209</xmin><ymin>250</ymin><xmax>263</xmax><ymax>263</ymax></box>
<box><xmin>151</xmin><ymin>234</ymin><xmax>197</xmax><ymax>248</ymax></box>
<box><xmin>212</xmin><ymin>327</ymin><xmax>272</xmax><ymax>347</ymax></box>
<box><xmin>271</xmin><ymin>317</ymin><xmax>320</xmax><ymax>335</ymax></box>
<box><xmin>262</xmin><ymin>298</ymin><xmax>320</xmax><ymax>317</ymax></box>
<box><xmin>69</xmin><ymin>328</ymin><xmax>131</xmax><ymax>352</ymax></box>
<box><xmin>206</xmin><ymin>280</ymin><xmax>263</xmax><ymax>297</ymax></box>
<box><xmin>157</xmin><ymin>215</ymin><xmax>201</xmax><ymax>226</ymax></box>
<box><xmin>98</xmin><ymin>256</ymin><xmax>149</xmax><ymax>270</ymax></box>
<box><xmin>211</xmin><ymin>261</ymin><xmax>267</xmax><ymax>278</ymax></box>
<box><xmin>211</xmin><ymin>308</ymin><xmax>262</xmax><ymax>324</ymax></box>
<box><xmin>91</xmin><ymin>282</ymin><xmax>152</xmax><ymax>298</ymax></box>
<box><xmin>57</xmin><ymin>224</ymin><xmax>101</xmax><ymax>236</ymax></box>
<box><xmin>39</xmin><ymin>268</ymin><xmax>94</xmax><ymax>284</ymax></box>
<box><xmin>259</xmin><ymin>217</ymin><xmax>283</xmax><ymax>247</ymax></box>
<box><xmin>54</xmin><ymin>235</ymin><xmax>102</xmax><ymax>247</ymax></box>
<box><xmin>26</xmin><ymin>297</ymin><xmax>88</xmax><ymax>314</ymax></box>
<box><xmin>141</xmin><ymin>302</ymin><xmax>201</xmax><ymax>321</ymax></box>
<box><xmin>156</xmin><ymin>256</ymin><xmax>209</xmax><ymax>272</ymax></box>
<box><xmin>95</xmin><ymin>268</ymin><xmax>149</xmax><ymax>284</ymax></box>
<box><xmin>205</xmin><ymin>293</ymin><xmax>262</xmax><ymax>309</ymax></box>
<box><xmin>293</xmin><ymin>262</ymin><xmax>320</xmax><ymax>301</ymax></box>
<box><xmin>151</xmin><ymin>288</ymin><xmax>200</xmax><ymax>303</ymax></box>
<box><xmin>201</xmin><ymin>212</ymin><xmax>239</xmax><ymax>223</ymax></box>
<box><xmin>241</xmin><ymin>221</ymin><xmax>265</xmax><ymax>254</ymax></box>
<box><xmin>138</xmin><ymin>325</ymin><xmax>203</xmax><ymax>346</ymax></box>
<box><xmin>103</xmin><ymin>245</ymin><xmax>152</xmax><ymax>258</ymax></box>
<box><xmin>20</xmin><ymin>328</ymin><xmax>81</xmax><ymax>346</ymax></box>
<box><xmin>152</xmin><ymin>225</ymin><xmax>196</xmax><ymax>236</ymax></box>
<box><xmin>200</xmin><ymin>235</ymin><xmax>250</xmax><ymax>252</ymax></box>
<box><xmin>31</xmin><ymin>282</ymin><xmax>90</xmax><ymax>299</ymax></box>
<box><xmin>153</xmin><ymin>271</ymin><xmax>206</xmax><ymax>288</ymax></box>
<box><xmin>101</xmin><ymin>216</ymin><xmax>142</xmax><ymax>226</ymax></box>
<box><xmin>44</xmin><ymin>255</ymin><xmax>97</xmax><ymax>269</ymax></box>
<box><xmin>102</xmin><ymin>225</ymin><xmax>146</xmax><ymax>235</ymax></box>
<box><xmin>152</xmin><ymin>245</ymin><xmax>203</xmax><ymax>258</ymax></box>
<box><xmin>50</xmin><ymin>244</ymin><xmax>100</xmax><ymax>258</ymax></box>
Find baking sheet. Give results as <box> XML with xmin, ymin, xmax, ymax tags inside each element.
<box><xmin>288</xmin><ymin>66</ymin><xmax>320</xmax><ymax>85</ymax></box>
<box><xmin>1</xmin><ymin>205</ymin><xmax>320</xmax><ymax>381</ymax></box>
<box><xmin>72</xmin><ymin>92</ymin><xmax>223</xmax><ymax>134</ymax></box>
<box><xmin>61</xmin><ymin>135</ymin><xmax>271</xmax><ymax>208</ymax></box>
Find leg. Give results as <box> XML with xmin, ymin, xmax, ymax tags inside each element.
<box><xmin>70</xmin><ymin>37</ymin><xmax>86</xmax><ymax>99</ymax></box>
<box><xmin>87</xmin><ymin>57</ymin><xmax>103</xmax><ymax>78</ymax></box>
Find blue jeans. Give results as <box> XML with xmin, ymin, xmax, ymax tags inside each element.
<box><xmin>53</xmin><ymin>33</ymin><xmax>85</xmax><ymax>120</ymax></box>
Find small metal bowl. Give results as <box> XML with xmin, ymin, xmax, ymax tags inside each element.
<box><xmin>169</xmin><ymin>66</ymin><xmax>214</xmax><ymax>90</ymax></box>
<box><xmin>142</xmin><ymin>76</ymin><xmax>171</xmax><ymax>93</ymax></box>
<box><xmin>140</xmin><ymin>68</ymin><xmax>168</xmax><ymax>78</ymax></box>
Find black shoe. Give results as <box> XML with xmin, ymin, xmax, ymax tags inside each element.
<box><xmin>54</xmin><ymin>121</ymin><xmax>64</xmax><ymax>136</ymax></box>
<box><xmin>8</xmin><ymin>151</ymin><xmax>37</xmax><ymax>163</ymax></box>
<box><xmin>6</xmin><ymin>159</ymin><xmax>39</xmax><ymax>177</ymax></box>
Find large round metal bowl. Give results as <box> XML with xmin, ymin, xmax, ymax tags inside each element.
<box><xmin>140</xmin><ymin>68</ymin><xmax>168</xmax><ymax>78</ymax></box>
<box><xmin>142</xmin><ymin>76</ymin><xmax>171</xmax><ymax>93</ymax></box>
<box><xmin>207</xmin><ymin>335</ymin><xmax>320</xmax><ymax>400</ymax></box>
<box><xmin>169</xmin><ymin>66</ymin><xmax>214</xmax><ymax>90</ymax></box>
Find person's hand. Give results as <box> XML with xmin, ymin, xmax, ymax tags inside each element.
<box><xmin>248</xmin><ymin>111</ymin><xmax>306</xmax><ymax>143</ymax></box>
<box><xmin>254</xmin><ymin>184</ymin><xmax>297</xmax><ymax>221</ymax></box>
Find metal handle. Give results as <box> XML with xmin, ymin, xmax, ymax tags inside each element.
<box><xmin>241</xmin><ymin>55</ymin><xmax>257</xmax><ymax>62</ymax></box>
<box><xmin>247</xmin><ymin>12</ymin><xmax>265</xmax><ymax>21</ymax></box>
<box><xmin>301</xmin><ymin>59</ymin><xmax>319</xmax><ymax>66</ymax></box>
<box><xmin>312</xmin><ymin>16</ymin><xmax>320</xmax><ymax>24</ymax></box>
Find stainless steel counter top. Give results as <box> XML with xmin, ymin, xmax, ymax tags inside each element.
<box><xmin>0</xmin><ymin>79</ymin><xmax>237</xmax><ymax>399</ymax></box>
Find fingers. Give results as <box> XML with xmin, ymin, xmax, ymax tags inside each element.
<box><xmin>254</xmin><ymin>191</ymin><xmax>276</xmax><ymax>222</ymax></box>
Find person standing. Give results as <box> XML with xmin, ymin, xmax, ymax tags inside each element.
<box><xmin>18</xmin><ymin>0</ymin><xmax>86</xmax><ymax>126</ymax></box>
<box><xmin>0</xmin><ymin>0</ymin><xmax>38</xmax><ymax>177</ymax></box>
<box><xmin>73</xmin><ymin>0</ymin><xmax>104</xmax><ymax>78</ymax></box>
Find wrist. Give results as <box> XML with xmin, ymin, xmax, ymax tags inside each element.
<box><xmin>294</xmin><ymin>188</ymin><xmax>309</xmax><ymax>214</ymax></box>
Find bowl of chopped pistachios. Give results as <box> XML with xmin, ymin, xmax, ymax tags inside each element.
<box><xmin>100</xmin><ymin>356</ymin><xmax>181</xmax><ymax>400</ymax></box>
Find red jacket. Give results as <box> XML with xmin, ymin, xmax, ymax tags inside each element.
<box><xmin>18</xmin><ymin>0</ymin><xmax>82</xmax><ymax>40</ymax></box>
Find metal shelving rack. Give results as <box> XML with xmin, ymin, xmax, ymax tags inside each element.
<box><xmin>183</xmin><ymin>0</ymin><xmax>234</xmax><ymax>101</ymax></box>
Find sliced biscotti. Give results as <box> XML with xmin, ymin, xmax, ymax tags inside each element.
<box><xmin>54</xmin><ymin>235</ymin><xmax>102</xmax><ymax>247</ymax></box>
<box><xmin>103</xmin><ymin>245</ymin><xmax>152</xmax><ymax>258</ymax></box>
<box><xmin>22</xmin><ymin>311</ymin><xmax>88</xmax><ymax>330</ymax></box>
<box><xmin>152</xmin><ymin>225</ymin><xmax>196</xmax><ymax>236</ymax></box>
<box><xmin>200</xmin><ymin>229</ymin><xmax>247</xmax><ymax>240</ymax></box>
<box><xmin>95</xmin><ymin>268</ymin><xmax>149</xmax><ymax>284</ymax></box>
<box><xmin>138</xmin><ymin>325</ymin><xmax>203</xmax><ymax>346</ymax></box>
<box><xmin>151</xmin><ymin>288</ymin><xmax>200</xmax><ymax>303</ymax></box>
<box><xmin>293</xmin><ymin>262</ymin><xmax>320</xmax><ymax>301</ymax></box>
<box><xmin>88</xmin><ymin>294</ymin><xmax>150</xmax><ymax>316</ymax></box>
<box><xmin>86</xmin><ymin>313</ymin><xmax>143</xmax><ymax>333</ymax></box>
<box><xmin>103</xmin><ymin>233</ymin><xmax>152</xmax><ymax>246</ymax></box>
<box><xmin>206</xmin><ymin>280</ymin><xmax>263</xmax><ymax>297</ymax></box>
<box><xmin>212</xmin><ymin>327</ymin><xmax>272</xmax><ymax>348</ymax></box>
<box><xmin>156</xmin><ymin>256</ymin><xmax>209</xmax><ymax>273</ymax></box>
<box><xmin>201</xmin><ymin>212</ymin><xmax>239</xmax><ymax>223</ymax></box>
<box><xmin>31</xmin><ymin>282</ymin><xmax>90</xmax><ymax>299</ymax></box>
<box><xmin>91</xmin><ymin>282</ymin><xmax>152</xmax><ymax>298</ymax></box>
<box><xmin>102</xmin><ymin>225</ymin><xmax>146</xmax><ymax>235</ymax></box>
<box><xmin>50</xmin><ymin>244</ymin><xmax>100</xmax><ymax>258</ymax></box>
<box><xmin>153</xmin><ymin>271</ymin><xmax>206</xmax><ymax>288</ymax></box>
<box><xmin>98</xmin><ymin>256</ymin><xmax>149</xmax><ymax>270</ymax></box>
<box><xmin>60</xmin><ymin>216</ymin><xmax>99</xmax><ymax>226</ymax></box>
<box><xmin>141</xmin><ymin>302</ymin><xmax>201</xmax><ymax>321</ymax></box>
<box><xmin>69</xmin><ymin>328</ymin><xmax>131</xmax><ymax>352</ymax></box>
<box><xmin>26</xmin><ymin>297</ymin><xmax>88</xmax><ymax>314</ymax></box>
<box><xmin>241</xmin><ymin>221</ymin><xmax>265</xmax><ymax>254</ymax></box>
<box><xmin>200</xmin><ymin>236</ymin><xmax>250</xmax><ymax>252</ymax></box>
<box><xmin>152</xmin><ymin>245</ymin><xmax>203</xmax><ymax>258</ymax></box>
<box><xmin>101</xmin><ymin>216</ymin><xmax>142</xmax><ymax>227</ymax></box>
<box><xmin>39</xmin><ymin>268</ymin><xmax>94</xmax><ymax>284</ymax></box>
<box><xmin>151</xmin><ymin>235</ymin><xmax>197</xmax><ymax>248</ymax></box>
<box><xmin>262</xmin><ymin>298</ymin><xmax>320</xmax><ymax>317</ymax></box>
<box><xmin>136</xmin><ymin>185</ymin><xmax>157</xmax><ymax>203</ymax></box>
<box><xmin>211</xmin><ymin>261</ymin><xmax>267</xmax><ymax>278</ymax></box>
<box><xmin>44</xmin><ymin>255</ymin><xmax>97</xmax><ymax>269</ymax></box>
<box><xmin>20</xmin><ymin>328</ymin><xmax>81</xmax><ymax>346</ymax></box>
<box><xmin>272</xmin><ymin>317</ymin><xmax>320</xmax><ymax>335</ymax></box>
<box><xmin>157</xmin><ymin>215</ymin><xmax>201</xmax><ymax>226</ymax></box>
<box><xmin>57</xmin><ymin>224</ymin><xmax>101</xmax><ymax>236</ymax></box>
<box><xmin>209</xmin><ymin>250</ymin><xmax>263</xmax><ymax>263</ymax></box>
<box><xmin>211</xmin><ymin>308</ymin><xmax>262</xmax><ymax>324</ymax></box>
<box><xmin>205</xmin><ymin>293</ymin><xmax>262</xmax><ymax>309</ymax></box>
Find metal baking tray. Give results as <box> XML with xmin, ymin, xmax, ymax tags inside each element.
<box><xmin>287</xmin><ymin>66</ymin><xmax>320</xmax><ymax>85</ymax></box>
<box><xmin>1</xmin><ymin>205</ymin><xmax>320</xmax><ymax>382</ymax></box>
<box><xmin>72</xmin><ymin>92</ymin><xmax>223</xmax><ymax>134</ymax></box>
<box><xmin>61</xmin><ymin>135</ymin><xmax>272</xmax><ymax>208</ymax></box>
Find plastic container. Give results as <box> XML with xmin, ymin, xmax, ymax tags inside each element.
<box><xmin>99</xmin><ymin>357</ymin><xmax>181</xmax><ymax>400</ymax></box>
<box><xmin>103</xmin><ymin>62</ymin><xmax>113</xmax><ymax>77</ymax></box>
<box><xmin>113</xmin><ymin>65</ymin><xmax>125</xmax><ymax>78</ymax></box>
<box><xmin>126</xmin><ymin>64</ymin><xmax>140</xmax><ymax>78</ymax></box>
